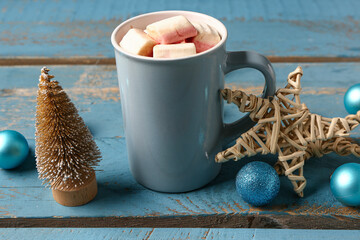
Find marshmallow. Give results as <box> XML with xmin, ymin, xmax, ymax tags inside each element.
<box><xmin>146</xmin><ymin>16</ymin><xmax>198</xmax><ymax>44</ymax></box>
<box><xmin>191</xmin><ymin>22</ymin><xmax>221</xmax><ymax>53</ymax></box>
<box><xmin>120</xmin><ymin>28</ymin><xmax>157</xmax><ymax>56</ymax></box>
<box><xmin>153</xmin><ymin>43</ymin><xmax>196</xmax><ymax>59</ymax></box>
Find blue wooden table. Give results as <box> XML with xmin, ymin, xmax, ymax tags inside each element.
<box><xmin>1</xmin><ymin>0</ymin><xmax>360</xmax><ymax>239</ymax></box>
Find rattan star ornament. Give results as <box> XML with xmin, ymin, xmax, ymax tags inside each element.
<box><xmin>216</xmin><ymin>66</ymin><xmax>360</xmax><ymax>197</ymax></box>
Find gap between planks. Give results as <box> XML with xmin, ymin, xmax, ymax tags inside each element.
<box><xmin>0</xmin><ymin>215</ymin><xmax>360</xmax><ymax>229</ymax></box>
<box><xmin>1</xmin><ymin>56</ymin><xmax>360</xmax><ymax>66</ymax></box>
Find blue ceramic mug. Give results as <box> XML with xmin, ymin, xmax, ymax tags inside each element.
<box><xmin>111</xmin><ymin>11</ymin><xmax>276</xmax><ymax>192</ymax></box>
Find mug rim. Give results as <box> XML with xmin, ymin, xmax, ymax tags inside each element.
<box><xmin>111</xmin><ymin>10</ymin><xmax>228</xmax><ymax>62</ymax></box>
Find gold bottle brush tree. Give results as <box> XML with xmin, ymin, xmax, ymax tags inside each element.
<box><xmin>35</xmin><ymin>67</ymin><xmax>101</xmax><ymax>206</ymax></box>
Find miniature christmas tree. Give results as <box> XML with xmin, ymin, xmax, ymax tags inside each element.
<box><xmin>35</xmin><ymin>67</ymin><xmax>101</xmax><ymax>206</ymax></box>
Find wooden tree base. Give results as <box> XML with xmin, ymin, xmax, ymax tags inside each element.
<box><xmin>52</xmin><ymin>173</ymin><xmax>97</xmax><ymax>207</ymax></box>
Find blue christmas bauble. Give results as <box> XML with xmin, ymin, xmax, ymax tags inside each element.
<box><xmin>330</xmin><ymin>163</ymin><xmax>360</xmax><ymax>206</ymax></box>
<box><xmin>344</xmin><ymin>83</ymin><xmax>360</xmax><ymax>114</ymax></box>
<box><xmin>236</xmin><ymin>161</ymin><xmax>280</xmax><ymax>206</ymax></box>
<box><xmin>0</xmin><ymin>130</ymin><xmax>29</xmax><ymax>169</ymax></box>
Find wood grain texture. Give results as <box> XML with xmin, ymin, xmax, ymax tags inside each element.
<box><xmin>0</xmin><ymin>0</ymin><xmax>360</xmax><ymax>58</ymax></box>
<box><xmin>1</xmin><ymin>228</ymin><xmax>360</xmax><ymax>240</ymax></box>
<box><xmin>1</xmin><ymin>63</ymin><xmax>359</xmax><ymax>139</ymax></box>
<box><xmin>1</xmin><ymin>63</ymin><xmax>360</xmax><ymax>228</ymax></box>
<box><xmin>1</xmin><ymin>215</ymin><xmax>360</xmax><ymax>229</ymax></box>
<box><xmin>2</xmin><ymin>56</ymin><xmax>360</xmax><ymax>66</ymax></box>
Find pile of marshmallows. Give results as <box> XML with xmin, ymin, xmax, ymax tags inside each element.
<box><xmin>119</xmin><ymin>15</ymin><xmax>221</xmax><ymax>59</ymax></box>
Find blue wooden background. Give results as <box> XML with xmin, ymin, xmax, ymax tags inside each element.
<box><xmin>1</xmin><ymin>64</ymin><xmax>359</xmax><ymax>220</ymax></box>
<box><xmin>1</xmin><ymin>0</ymin><xmax>360</xmax><ymax>59</ymax></box>
<box><xmin>1</xmin><ymin>0</ymin><xmax>360</xmax><ymax>239</ymax></box>
<box><xmin>2</xmin><ymin>228</ymin><xmax>360</xmax><ymax>240</ymax></box>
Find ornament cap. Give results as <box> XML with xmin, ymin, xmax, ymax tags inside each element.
<box><xmin>51</xmin><ymin>172</ymin><xmax>97</xmax><ymax>207</ymax></box>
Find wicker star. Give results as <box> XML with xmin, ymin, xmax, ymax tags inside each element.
<box><xmin>216</xmin><ymin>66</ymin><xmax>360</xmax><ymax>197</ymax></box>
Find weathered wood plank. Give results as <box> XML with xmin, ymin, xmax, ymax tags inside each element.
<box><xmin>2</xmin><ymin>57</ymin><xmax>360</xmax><ymax>67</ymax></box>
<box><xmin>0</xmin><ymin>228</ymin><xmax>153</xmax><ymax>240</ymax></box>
<box><xmin>1</xmin><ymin>64</ymin><xmax>360</xmax><ymax>228</ymax></box>
<box><xmin>0</xmin><ymin>65</ymin><xmax>122</xmax><ymax>139</ymax></box>
<box><xmin>1</xmin><ymin>228</ymin><xmax>360</xmax><ymax>240</ymax></box>
<box><xmin>1</xmin><ymin>63</ymin><xmax>359</xmax><ymax>139</ymax></box>
<box><xmin>0</xmin><ymin>0</ymin><xmax>359</xmax><ymax>59</ymax></box>
<box><xmin>209</xmin><ymin>228</ymin><xmax>360</xmax><ymax>240</ymax></box>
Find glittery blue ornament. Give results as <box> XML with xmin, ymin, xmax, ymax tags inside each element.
<box><xmin>235</xmin><ymin>161</ymin><xmax>280</xmax><ymax>206</ymax></box>
<box><xmin>330</xmin><ymin>163</ymin><xmax>360</xmax><ymax>206</ymax></box>
<box><xmin>344</xmin><ymin>83</ymin><xmax>360</xmax><ymax>114</ymax></box>
<box><xmin>0</xmin><ymin>130</ymin><xmax>29</xmax><ymax>169</ymax></box>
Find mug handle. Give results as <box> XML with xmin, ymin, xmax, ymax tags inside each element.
<box><xmin>222</xmin><ymin>51</ymin><xmax>276</xmax><ymax>146</ymax></box>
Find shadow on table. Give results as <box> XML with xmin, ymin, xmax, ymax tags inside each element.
<box><xmin>89</xmin><ymin>150</ymin><xmax>360</xmax><ymax>211</ymax></box>
<box><xmin>205</xmin><ymin>151</ymin><xmax>360</xmax><ymax>206</ymax></box>
<box><xmin>3</xmin><ymin>147</ymin><xmax>37</xmax><ymax>173</ymax></box>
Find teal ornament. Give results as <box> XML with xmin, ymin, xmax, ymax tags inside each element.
<box><xmin>330</xmin><ymin>163</ymin><xmax>360</xmax><ymax>206</ymax></box>
<box><xmin>0</xmin><ymin>130</ymin><xmax>29</xmax><ymax>169</ymax></box>
<box><xmin>344</xmin><ymin>83</ymin><xmax>360</xmax><ymax>114</ymax></box>
<box><xmin>236</xmin><ymin>161</ymin><xmax>280</xmax><ymax>206</ymax></box>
